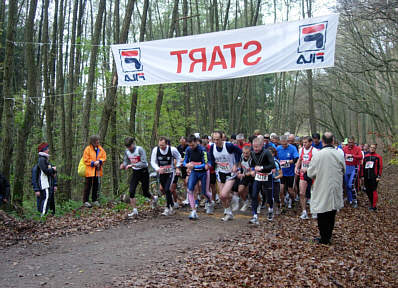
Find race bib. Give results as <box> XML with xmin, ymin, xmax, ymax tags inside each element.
<box><xmin>161</xmin><ymin>165</ymin><xmax>173</xmax><ymax>173</ymax></box>
<box><xmin>129</xmin><ymin>156</ymin><xmax>141</xmax><ymax>164</ymax></box>
<box><xmin>217</xmin><ymin>161</ymin><xmax>231</xmax><ymax>172</ymax></box>
<box><xmin>365</xmin><ymin>161</ymin><xmax>374</xmax><ymax>169</ymax></box>
<box><xmin>346</xmin><ymin>155</ymin><xmax>353</xmax><ymax>162</ymax></box>
<box><xmin>191</xmin><ymin>162</ymin><xmax>202</xmax><ymax>166</ymax></box>
<box><xmin>303</xmin><ymin>154</ymin><xmax>310</xmax><ymax>161</ymax></box>
<box><xmin>302</xmin><ymin>162</ymin><xmax>310</xmax><ymax>168</ymax></box>
<box><xmin>280</xmin><ymin>160</ymin><xmax>290</xmax><ymax>168</ymax></box>
<box><xmin>255</xmin><ymin>172</ymin><xmax>269</xmax><ymax>182</ymax></box>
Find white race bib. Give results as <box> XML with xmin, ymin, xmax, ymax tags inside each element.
<box><xmin>280</xmin><ymin>160</ymin><xmax>290</xmax><ymax>168</ymax></box>
<box><xmin>365</xmin><ymin>161</ymin><xmax>374</xmax><ymax>169</ymax></box>
<box><xmin>346</xmin><ymin>155</ymin><xmax>353</xmax><ymax>162</ymax></box>
<box><xmin>255</xmin><ymin>172</ymin><xmax>269</xmax><ymax>182</ymax></box>
<box><xmin>217</xmin><ymin>162</ymin><xmax>231</xmax><ymax>172</ymax></box>
<box><xmin>161</xmin><ymin>165</ymin><xmax>173</xmax><ymax>173</ymax></box>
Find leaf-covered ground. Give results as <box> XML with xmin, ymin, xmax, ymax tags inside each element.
<box><xmin>116</xmin><ymin>164</ymin><xmax>398</xmax><ymax>287</ymax></box>
<box><xmin>1</xmin><ymin>165</ymin><xmax>397</xmax><ymax>287</ymax></box>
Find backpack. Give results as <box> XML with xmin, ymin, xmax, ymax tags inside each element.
<box><xmin>78</xmin><ymin>157</ymin><xmax>86</xmax><ymax>177</ymax></box>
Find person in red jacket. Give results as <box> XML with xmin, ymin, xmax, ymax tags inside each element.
<box><xmin>362</xmin><ymin>144</ymin><xmax>382</xmax><ymax>211</ymax></box>
<box><xmin>342</xmin><ymin>136</ymin><xmax>363</xmax><ymax>207</ymax></box>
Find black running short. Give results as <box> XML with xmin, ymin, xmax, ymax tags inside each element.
<box><xmin>281</xmin><ymin>175</ymin><xmax>295</xmax><ymax>188</ymax></box>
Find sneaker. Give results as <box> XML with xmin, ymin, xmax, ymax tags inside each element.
<box><xmin>267</xmin><ymin>209</ymin><xmax>274</xmax><ymax>221</ymax></box>
<box><xmin>84</xmin><ymin>202</ymin><xmax>92</xmax><ymax>208</ymax></box>
<box><xmin>306</xmin><ymin>199</ymin><xmax>310</xmax><ymax>205</ymax></box>
<box><xmin>128</xmin><ymin>208</ymin><xmax>138</xmax><ymax>217</ymax></box>
<box><xmin>189</xmin><ymin>210</ymin><xmax>198</xmax><ymax>220</ymax></box>
<box><xmin>249</xmin><ymin>215</ymin><xmax>259</xmax><ymax>225</ymax></box>
<box><xmin>232</xmin><ymin>195</ymin><xmax>240</xmax><ymax>212</ymax></box>
<box><xmin>206</xmin><ymin>201</ymin><xmax>215</xmax><ymax>214</ymax></box>
<box><xmin>274</xmin><ymin>207</ymin><xmax>280</xmax><ymax>215</ymax></box>
<box><xmin>257</xmin><ymin>205</ymin><xmax>261</xmax><ymax>214</ymax></box>
<box><xmin>300</xmin><ymin>210</ymin><xmax>309</xmax><ymax>220</ymax></box>
<box><xmin>161</xmin><ymin>208</ymin><xmax>170</xmax><ymax>216</ymax></box>
<box><xmin>284</xmin><ymin>194</ymin><xmax>290</xmax><ymax>205</ymax></box>
<box><xmin>168</xmin><ymin>207</ymin><xmax>175</xmax><ymax>215</ymax></box>
<box><xmin>92</xmin><ymin>201</ymin><xmax>100</xmax><ymax>207</ymax></box>
<box><xmin>151</xmin><ymin>196</ymin><xmax>159</xmax><ymax>209</ymax></box>
<box><xmin>216</xmin><ymin>194</ymin><xmax>221</xmax><ymax>204</ymax></box>
<box><xmin>288</xmin><ymin>199</ymin><xmax>292</xmax><ymax>209</ymax></box>
<box><xmin>240</xmin><ymin>200</ymin><xmax>249</xmax><ymax>212</ymax></box>
<box><xmin>221</xmin><ymin>209</ymin><xmax>233</xmax><ymax>221</ymax></box>
<box><xmin>295</xmin><ymin>195</ymin><xmax>300</xmax><ymax>202</ymax></box>
<box><xmin>173</xmin><ymin>202</ymin><xmax>179</xmax><ymax>209</ymax></box>
<box><xmin>182</xmin><ymin>198</ymin><xmax>189</xmax><ymax>205</ymax></box>
<box><xmin>352</xmin><ymin>200</ymin><xmax>358</xmax><ymax>208</ymax></box>
<box><xmin>312</xmin><ymin>213</ymin><xmax>317</xmax><ymax>219</ymax></box>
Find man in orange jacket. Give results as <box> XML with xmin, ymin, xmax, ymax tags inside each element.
<box><xmin>83</xmin><ymin>135</ymin><xmax>107</xmax><ymax>207</ymax></box>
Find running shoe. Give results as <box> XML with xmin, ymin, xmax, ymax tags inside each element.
<box><xmin>168</xmin><ymin>207</ymin><xmax>175</xmax><ymax>215</ymax></box>
<box><xmin>288</xmin><ymin>198</ymin><xmax>292</xmax><ymax>209</ymax></box>
<box><xmin>189</xmin><ymin>210</ymin><xmax>198</xmax><ymax>220</ymax></box>
<box><xmin>295</xmin><ymin>195</ymin><xmax>300</xmax><ymax>202</ymax></box>
<box><xmin>267</xmin><ymin>209</ymin><xmax>273</xmax><ymax>221</ymax></box>
<box><xmin>231</xmin><ymin>195</ymin><xmax>240</xmax><ymax>211</ymax></box>
<box><xmin>249</xmin><ymin>215</ymin><xmax>259</xmax><ymax>225</ymax></box>
<box><xmin>173</xmin><ymin>201</ymin><xmax>179</xmax><ymax>209</ymax></box>
<box><xmin>206</xmin><ymin>201</ymin><xmax>215</xmax><ymax>214</ymax></box>
<box><xmin>240</xmin><ymin>200</ymin><xmax>249</xmax><ymax>212</ymax></box>
<box><xmin>312</xmin><ymin>213</ymin><xmax>317</xmax><ymax>219</ymax></box>
<box><xmin>221</xmin><ymin>210</ymin><xmax>233</xmax><ymax>221</ymax></box>
<box><xmin>182</xmin><ymin>198</ymin><xmax>189</xmax><ymax>205</ymax></box>
<box><xmin>257</xmin><ymin>205</ymin><xmax>261</xmax><ymax>214</ymax></box>
<box><xmin>128</xmin><ymin>208</ymin><xmax>138</xmax><ymax>217</ymax></box>
<box><xmin>161</xmin><ymin>208</ymin><xmax>170</xmax><ymax>216</ymax></box>
<box><xmin>84</xmin><ymin>202</ymin><xmax>92</xmax><ymax>208</ymax></box>
<box><xmin>92</xmin><ymin>201</ymin><xmax>100</xmax><ymax>207</ymax></box>
<box><xmin>352</xmin><ymin>200</ymin><xmax>358</xmax><ymax>208</ymax></box>
<box><xmin>300</xmin><ymin>210</ymin><xmax>309</xmax><ymax>220</ymax></box>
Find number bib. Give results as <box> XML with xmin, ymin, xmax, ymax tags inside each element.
<box><xmin>280</xmin><ymin>160</ymin><xmax>290</xmax><ymax>168</ymax></box>
<box><xmin>217</xmin><ymin>162</ymin><xmax>231</xmax><ymax>173</ymax></box>
<box><xmin>161</xmin><ymin>165</ymin><xmax>173</xmax><ymax>174</ymax></box>
<box><xmin>129</xmin><ymin>156</ymin><xmax>141</xmax><ymax>165</ymax></box>
<box><xmin>346</xmin><ymin>155</ymin><xmax>353</xmax><ymax>162</ymax></box>
<box><xmin>255</xmin><ymin>172</ymin><xmax>269</xmax><ymax>182</ymax></box>
<box><xmin>365</xmin><ymin>161</ymin><xmax>374</xmax><ymax>169</ymax></box>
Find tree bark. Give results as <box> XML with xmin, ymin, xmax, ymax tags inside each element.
<box><xmin>13</xmin><ymin>0</ymin><xmax>39</xmax><ymax>206</ymax></box>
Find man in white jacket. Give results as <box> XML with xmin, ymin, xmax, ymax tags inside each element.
<box><xmin>307</xmin><ymin>132</ymin><xmax>345</xmax><ymax>245</ymax></box>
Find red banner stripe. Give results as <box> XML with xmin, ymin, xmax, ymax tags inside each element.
<box><xmin>302</xmin><ymin>24</ymin><xmax>325</xmax><ymax>34</ymax></box>
<box><xmin>121</xmin><ymin>50</ymin><xmax>139</xmax><ymax>57</ymax></box>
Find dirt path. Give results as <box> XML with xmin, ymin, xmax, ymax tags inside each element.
<box><xmin>0</xmin><ymin>208</ymin><xmax>252</xmax><ymax>288</ymax></box>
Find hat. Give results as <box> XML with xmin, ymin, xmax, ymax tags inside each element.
<box><xmin>38</xmin><ymin>142</ymin><xmax>49</xmax><ymax>152</ymax></box>
<box><xmin>342</xmin><ymin>138</ymin><xmax>348</xmax><ymax>145</ymax></box>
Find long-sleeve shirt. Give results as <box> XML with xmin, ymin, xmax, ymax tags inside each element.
<box><xmin>343</xmin><ymin>145</ymin><xmax>363</xmax><ymax>166</ymax></box>
<box><xmin>362</xmin><ymin>152</ymin><xmax>383</xmax><ymax>179</ymax></box>
<box><xmin>183</xmin><ymin>145</ymin><xmax>208</xmax><ymax>172</ymax></box>
<box><xmin>250</xmin><ymin>148</ymin><xmax>275</xmax><ymax>173</ymax></box>
<box><xmin>150</xmin><ymin>145</ymin><xmax>182</xmax><ymax>172</ymax></box>
<box><xmin>123</xmin><ymin>146</ymin><xmax>148</xmax><ymax>170</ymax></box>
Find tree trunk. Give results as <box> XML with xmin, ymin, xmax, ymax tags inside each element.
<box><xmin>150</xmin><ymin>85</ymin><xmax>164</xmax><ymax>147</ymax></box>
<box><xmin>1</xmin><ymin>0</ymin><xmax>17</xmax><ymax>179</ymax></box>
<box><xmin>13</xmin><ymin>0</ymin><xmax>39</xmax><ymax>206</ymax></box>
<box><xmin>129</xmin><ymin>0</ymin><xmax>149</xmax><ymax>135</ymax></box>
<box><xmin>82</xmin><ymin>0</ymin><xmax>106</xmax><ymax>145</ymax></box>
<box><xmin>98</xmin><ymin>0</ymin><xmax>136</xmax><ymax>141</ymax></box>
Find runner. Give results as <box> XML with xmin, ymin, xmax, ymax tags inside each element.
<box><xmin>176</xmin><ymin>136</ymin><xmax>188</xmax><ymax>207</ymax></box>
<box><xmin>312</xmin><ymin>133</ymin><xmax>323</xmax><ymax>149</ymax></box>
<box><xmin>362</xmin><ymin>144</ymin><xmax>382</xmax><ymax>211</ymax></box>
<box><xmin>236</xmin><ymin>133</ymin><xmax>251</xmax><ymax>150</ymax></box>
<box><xmin>264</xmin><ymin>134</ymin><xmax>276</xmax><ymax>149</ymax></box>
<box><xmin>183</xmin><ymin>135</ymin><xmax>214</xmax><ymax>220</ymax></box>
<box><xmin>208</xmin><ymin>131</ymin><xmax>242</xmax><ymax>221</ymax></box>
<box><xmin>343</xmin><ymin>136</ymin><xmax>363</xmax><ymax>208</ymax></box>
<box><xmin>249</xmin><ymin>136</ymin><xmax>275</xmax><ymax>224</ymax></box>
<box><xmin>150</xmin><ymin>136</ymin><xmax>182</xmax><ymax>216</ymax></box>
<box><xmin>236</xmin><ymin>145</ymin><xmax>254</xmax><ymax>212</ymax></box>
<box><xmin>276</xmin><ymin>135</ymin><xmax>299</xmax><ymax>210</ymax></box>
<box><xmin>295</xmin><ymin>136</ymin><xmax>318</xmax><ymax>219</ymax></box>
<box><xmin>120</xmin><ymin>137</ymin><xmax>157</xmax><ymax>217</ymax></box>
<box><xmin>270</xmin><ymin>133</ymin><xmax>279</xmax><ymax>146</ymax></box>
<box><xmin>268</xmin><ymin>147</ymin><xmax>283</xmax><ymax>215</ymax></box>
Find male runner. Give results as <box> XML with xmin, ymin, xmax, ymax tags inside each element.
<box><xmin>343</xmin><ymin>136</ymin><xmax>363</xmax><ymax>207</ymax></box>
<box><xmin>151</xmin><ymin>136</ymin><xmax>182</xmax><ymax>216</ymax></box>
<box><xmin>236</xmin><ymin>145</ymin><xmax>254</xmax><ymax>212</ymax></box>
<box><xmin>208</xmin><ymin>131</ymin><xmax>241</xmax><ymax>221</ymax></box>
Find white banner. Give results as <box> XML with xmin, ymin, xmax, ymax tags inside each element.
<box><xmin>111</xmin><ymin>14</ymin><xmax>339</xmax><ymax>86</ymax></box>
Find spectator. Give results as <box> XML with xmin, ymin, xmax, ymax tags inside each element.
<box><xmin>83</xmin><ymin>135</ymin><xmax>106</xmax><ymax>208</ymax></box>
<box><xmin>307</xmin><ymin>132</ymin><xmax>345</xmax><ymax>245</ymax></box>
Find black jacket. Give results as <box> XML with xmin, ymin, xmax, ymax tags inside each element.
<box><xmin>31</xmin><ymin>155</ymin><xmax>57</xmax><ymax>192</ymax></box>
<box><xmin>0</xmin><ymin>173</ymin><xmax>10</xmax><ymax>201</ymax></box>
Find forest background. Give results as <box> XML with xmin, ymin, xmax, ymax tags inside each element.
<box><xmin>0</xmin><ymin>0</ymin><xmax>396</xmax><ymax>210</ymax></box>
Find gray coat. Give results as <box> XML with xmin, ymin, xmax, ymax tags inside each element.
<box><xmin>307</xmin><ymin>146</ymin><xmax>345</xmax><ymax>214</ymax></box>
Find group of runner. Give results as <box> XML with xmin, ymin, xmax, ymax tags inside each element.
<box><xmin>120</xmin><ymin>131</ymin><xmax>383</xmax><ymax>225</ymax></box>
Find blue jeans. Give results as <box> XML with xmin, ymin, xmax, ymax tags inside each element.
<box><xmin>187</xmin><ymin>170</ymin><xmax>209</xmax><ymax>201</ymax></box>
<box><xmin>344</xmin><ymin>165</ymin><xmax>357</xmax><ymax>203</ymax></box>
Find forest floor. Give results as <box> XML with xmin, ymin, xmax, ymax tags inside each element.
<box><xmin>0</xmin><ymin>165</ymin><xmax>397</xmax><ymax>288</ymax></box>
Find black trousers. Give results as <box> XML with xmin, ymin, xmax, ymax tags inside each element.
<box><xmin>159</xmin><ymin>173</ymin><xmax>174</xmax><ymax>208</ymax></box>
<box><xmin>317</xmin><ymin>210</ymin><xmax>337</xmax><ymax>244</ymax></box>
<box><xmin>83</xmin><ymin>177</ymin><xmax>99</xmax><ymax>203</ymax></box>
<box><xmin>129</xmin><ymin>168</ymin><xmax>151</xmax><ymax>199</ymax></box>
